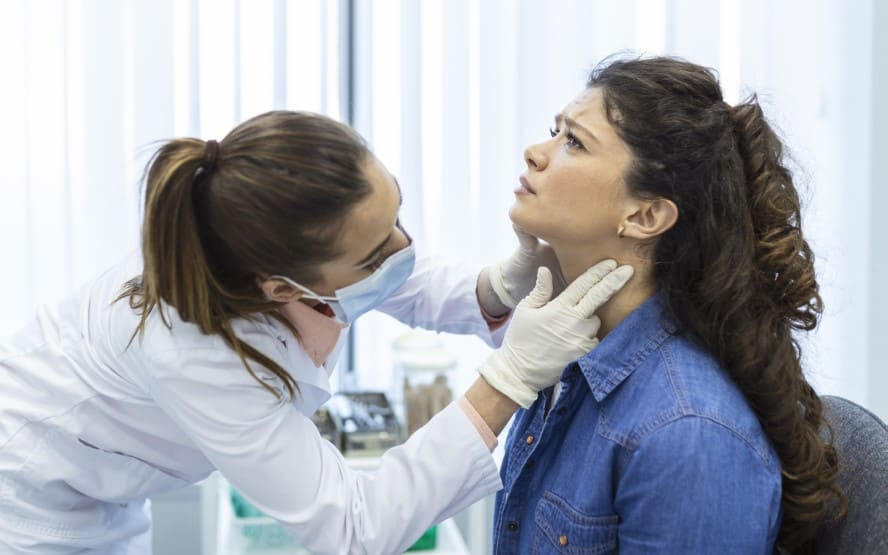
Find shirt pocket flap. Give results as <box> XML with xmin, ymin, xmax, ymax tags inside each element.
<box><xmin>534</xmin><ymin>491</ymin><xmax>619</xmax><ymax>554</ymax></box>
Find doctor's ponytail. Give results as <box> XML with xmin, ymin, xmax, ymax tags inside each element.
<box><xmin>120</xmin><ymin>111</ymin><xmax>373</xmax><ymax>399</ymax></box>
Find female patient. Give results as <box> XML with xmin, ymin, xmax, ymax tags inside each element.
<box><xmin>494</xmin><ymin>56</ymin><xmax>844</xmax><ymax>554</ymax></box>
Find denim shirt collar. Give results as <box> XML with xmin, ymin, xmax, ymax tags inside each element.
<box><xmin>578</xmin><ymin>292</ymin><xmax>677</xmax><ymax>402</ymax></box>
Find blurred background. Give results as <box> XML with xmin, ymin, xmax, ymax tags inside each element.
<box><xmin>0</xmin><ymin>0</ymin><xmax>884</xmax><ymax>553</ymax></box>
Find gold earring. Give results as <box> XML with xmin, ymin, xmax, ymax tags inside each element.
<box><xmin>617</xmin><ymin>225</ymin><xmax>625</xmax><ymax>238</ymax></box>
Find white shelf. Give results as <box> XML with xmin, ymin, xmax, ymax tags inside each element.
<box><xmin>202</xmin><ymin>455</ymin><xmax>470</xmax><ymax>555</ymax></box>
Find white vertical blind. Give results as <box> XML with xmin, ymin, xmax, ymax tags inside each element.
<box><xmin>0</xmin><ymin>1</ymin><xmax>30</xmax><ymax>327</ymax></box>
<box><xmin>0</xmin><ymin>0</ymin><xmax>881</xmax><ymax>436</ymax></box>
<box><xmin>0</xmin><ymin>2</ymin><xmax>883</xmax><ymax>553</ymax></box>
<box><xmin>348</xmin><ymin>0</ymin><xmax>882</xmax><ymax>435</ymax></box>
<box><xmin>0</xmin><ymin>0</ymin><xmax>879</xmax><ymax>421</ymax></box>
<box><xmin>0</xmin><ymin>0</ymin><xmax>342</xmax><ymax>337</ymax></box>
<box><xmin>345</xmin><ymin>2</ymin><xmax>879</xmax><ymax>552</ymax></box>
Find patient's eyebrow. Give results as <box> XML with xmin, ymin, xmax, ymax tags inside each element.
<box><xmin>555</xmin><ymin>113</ymin><xmax>600</xmax><ymax>144</ymax></box>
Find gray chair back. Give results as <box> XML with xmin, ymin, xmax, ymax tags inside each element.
<box><xmin>815</xmin><ymin>395</ymin><xmax>888</xmax><ymax>554</ymax></box>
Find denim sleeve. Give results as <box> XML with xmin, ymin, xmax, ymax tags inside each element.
<box><xmin>614</xmin><ymin>416</ymin><xmax>781</xmax><ymax>555</ymax></box>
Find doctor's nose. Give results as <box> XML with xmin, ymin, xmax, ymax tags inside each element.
<box><xmin>524</xmin><ymin>143</ymin><xmax>548</xmax><ymax>172</ymax></box>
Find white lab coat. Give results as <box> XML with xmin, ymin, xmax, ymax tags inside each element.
<box><xmin>0</xmin><ymin>252</ymin><xmax>504</xmax><ymax>554</ymax></box>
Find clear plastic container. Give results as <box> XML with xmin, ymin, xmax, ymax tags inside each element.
<box><xmin>391</xmin><ymin>331</ymin><xmax>457</xmax><ymax>436</ymax></box>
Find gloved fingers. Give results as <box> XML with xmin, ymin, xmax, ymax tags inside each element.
<box><xmin>559</xmin><ymin>316</ymin><xmax>602</xmax><ymax>348</ymax></box>
<box><xmin>580</xmin><ymin>314</ymin><xmax>603</xmax><ymax>338</ymax></box>
<box><xmin>520</xmin><ymin>266</ymin><xmax>554</xmax><ymax>308</ymax></box>
<box><xmin>556</xmin><ymin>259</ymin><xmax>618</xmax><ymax>306</ymax></box>
<box><xmin>477</xmin><ymin>359</ymin><xmax>538</xmax><ymax>408</ymax></box>
<box><xmin>580</xmin><ymin>337</ymin><xmax>600</xmax><ymax>353</ymax></box>
<box><xmin>512</xmin><ymin>223</ymin><xmax>541</xmax><ymax>250</ymax></box>
<box><xmin>575</xmin><ymin>265</ymin><xmax>634</xmax><ymax>316</ymax></box>
<box><xmin>488</xmin><ymin>260</ymin><xmax>522</xmax><ymax>309</ymax></box>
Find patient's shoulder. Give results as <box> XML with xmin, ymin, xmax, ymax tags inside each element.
<box><xmin>598</xmin><ymin>333</ymin><xmax>768</xmax><ymax>458</ymax></box>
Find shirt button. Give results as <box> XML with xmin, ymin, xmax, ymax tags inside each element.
<box><xmin>557</xmin><ymin>407</ymin><xmax>567</xmax><ymax>416</ymax></box>
<box><xmin>507</xmin><ymin>521</ymin><xmax>519</xmax><ymax>532</ymax></box>
<box><xmin>559</xmin><ymin>534</ymin><xmax>569</xmax><ymax>546</ymax></box>
<box><xmin>525</xmin><ymin>435</ymin><xmax>535</xmax><ymax>445</ymax></box>
<box><xmin>525</xmin><ymin>460</ymin><xmax>535</xmax><ymax>470</ymax></box>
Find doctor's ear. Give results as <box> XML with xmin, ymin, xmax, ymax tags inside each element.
<box><xmin>260</xmin><ymin>278</ymin><xmax>303</xmax><ymax>304</ymax></box>
<box><xmin>620</xmin><ymin>198</ymin><xmax>678</xmax><ymax>241</ymax></box>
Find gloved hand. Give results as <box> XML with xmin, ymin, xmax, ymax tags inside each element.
<box><xmin>478</xmin><ymin>260</ymin><xmax>633</xmax><ymax>408</ymax></box>
<box><xmin>487</xmin><ymin>225</ymin><xmax>568</xmax><ymax>309</ymax></box>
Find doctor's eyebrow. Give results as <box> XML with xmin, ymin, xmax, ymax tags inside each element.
<box><xmin>554</xmin><ymin>113</ymin><xmax>600</xmax><ymax>144</ymax></box>
<box><xmin>356</xmin><ymin>175</ymin><xmax>403</xmax><ymax>266</ymax></box>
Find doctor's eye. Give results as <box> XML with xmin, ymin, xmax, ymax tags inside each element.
<box><xmin>364</xmin><ymin>250</ymin><xmax>386</xmax><ymax>272</ymax></box>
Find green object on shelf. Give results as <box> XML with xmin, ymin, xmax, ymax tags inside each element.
<box><xmin>406</xmin><ymin>525</ymin><xmax>438</xmax><ymax>551</ymax></box>
<box><xmin>230</xmin><ymin>489</ymin><xmax>264</xmax><ymax>518</ymax></box>
<box><xmin>230</xmin><ymin>489</ymin><xmax>298</xmax><ymax>549</ymax></box>
<box><xmin>232</xmin><ymin>488</ymin><xmax>439</xmax><ymax>552</ymax></box>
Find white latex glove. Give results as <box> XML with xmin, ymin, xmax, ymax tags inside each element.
<box><xmin>478</xmin><ymin>260</ymin><xmax>634</xmax><ymax>408</ymax></box>
<box><xmin>488</xmin><ymin>225</ymin><xmax>568</xmax><ymax>309</ymax></box>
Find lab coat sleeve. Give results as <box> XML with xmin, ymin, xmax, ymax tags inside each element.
<box><xmin>376</xmin><ymin>256</ymin><xmax>508</xmax><ymax>348</ymax></box>
<box><xmin>142</xmin><ymin>346</ymin><xmax>502</xmax><ymax>555</ymax></box>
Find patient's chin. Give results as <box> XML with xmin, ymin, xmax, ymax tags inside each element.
<box><xmin>508</xmin><ymin>203</ymin><xmax>538</xmax><ymax>231</ymax></box>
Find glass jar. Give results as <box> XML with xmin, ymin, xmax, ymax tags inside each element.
<box><xmin>391</xmin><ymin>330</ymin><xmax>457</xmax><ymax>436</ymax></box>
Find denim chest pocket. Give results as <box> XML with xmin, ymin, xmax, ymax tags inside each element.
<box><xmin>532</xmin><ymin>491</ymin><xmax>619</xmax><ymax>555</ymax></box>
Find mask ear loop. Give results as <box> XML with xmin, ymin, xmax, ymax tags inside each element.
<box><xmin>266</xmin><ymin>275</ymin><xmax>339</xmax><ymax>303</ymax></box>
<box><xmin>265</xmin><ymin>220</ymin><xmax>413</xmax><ymax>304</ymax></box>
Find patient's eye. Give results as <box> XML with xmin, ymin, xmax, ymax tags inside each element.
<box><xmin>549</xmin><ymin>126</ymin><xmax>584</xmax><ymax>151</ymax></box>
<box><xmin>565</xmin><ymin>131</ymin><xmax>584</xmax><ymax>150</ymax></box>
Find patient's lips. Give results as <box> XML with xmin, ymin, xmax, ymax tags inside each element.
<box><xmin>515</xmin><ymin>176</ymin><xmax>536</xmax><ymax>195</ymax></box>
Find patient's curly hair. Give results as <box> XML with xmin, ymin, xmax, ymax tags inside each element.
<box><xmin>588</xmin><ymin>56</ymin><xmax>845</xmax><ymax>553</ymax></box>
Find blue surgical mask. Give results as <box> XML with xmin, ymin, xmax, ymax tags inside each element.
<box><xmin>271</xmin><ymin>241</ymin><xmax>416</xmax><ymax>325</ymax></box>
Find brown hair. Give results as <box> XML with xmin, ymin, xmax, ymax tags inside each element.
<box><xmin>119</xmin><ymin>111</ymin><xmax>373</xmax><ymax>399</ymax></box>
<box><xmin>587</xmin><ymin>56</ymin><xmax>845</xmax><ymax>552</ymax></box>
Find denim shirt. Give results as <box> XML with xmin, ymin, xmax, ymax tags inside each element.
<box><xmin>493</xmin><ymin>294</ymin><xmax>782</xmax><ymax>554</ymax></box>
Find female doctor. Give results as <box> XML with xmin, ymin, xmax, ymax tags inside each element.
<box><xmin>0</xmin><ymin>110</ymin><xmax>632</xmax><ymax>554</ymax></box>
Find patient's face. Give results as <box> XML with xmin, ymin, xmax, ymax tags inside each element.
<box><xmin>510</xmin><ymin>87</ymin><xmax>633</xmax><ymax>252</ymax></box>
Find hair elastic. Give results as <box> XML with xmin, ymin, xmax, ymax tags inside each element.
<box><xmin>202</xmin><ymin>139</ymin><xmax>220</xmax><ymax>173</ymax></box>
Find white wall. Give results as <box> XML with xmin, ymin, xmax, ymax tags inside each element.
<box><xmin>0</xmin><ymin>2</ymin><xmax>884</xmax><ymax>553</ymax></box>
<box><xmin>348</xmin><ymin>0</ymin><xmax>887</xmax><ymax>423</ymax></box>
<box><xmin>868</xmin><ymin>0</ymin><xmax>888</xmax><ymax>420</ymax></box>
<box><xmin>0</xmin><ymin>0</ymin><xmax>340</xmax><ymax>337</ymax></box>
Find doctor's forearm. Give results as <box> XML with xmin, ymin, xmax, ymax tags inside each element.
<box><xmin>464</xmin><ymin>376</ymin><xmax>519</xmax><ymax>436</ymax></box>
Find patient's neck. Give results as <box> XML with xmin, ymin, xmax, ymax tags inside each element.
<box><xmin>558</xmin><ymin>247</ymin><xmax>655</xmax><ymax>339</ymax></box>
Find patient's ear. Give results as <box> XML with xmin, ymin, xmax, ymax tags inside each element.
<box><xmin>621</xmin><ymin>198</ymin><xmax>678</xmax><ymax>240</ymax></box>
